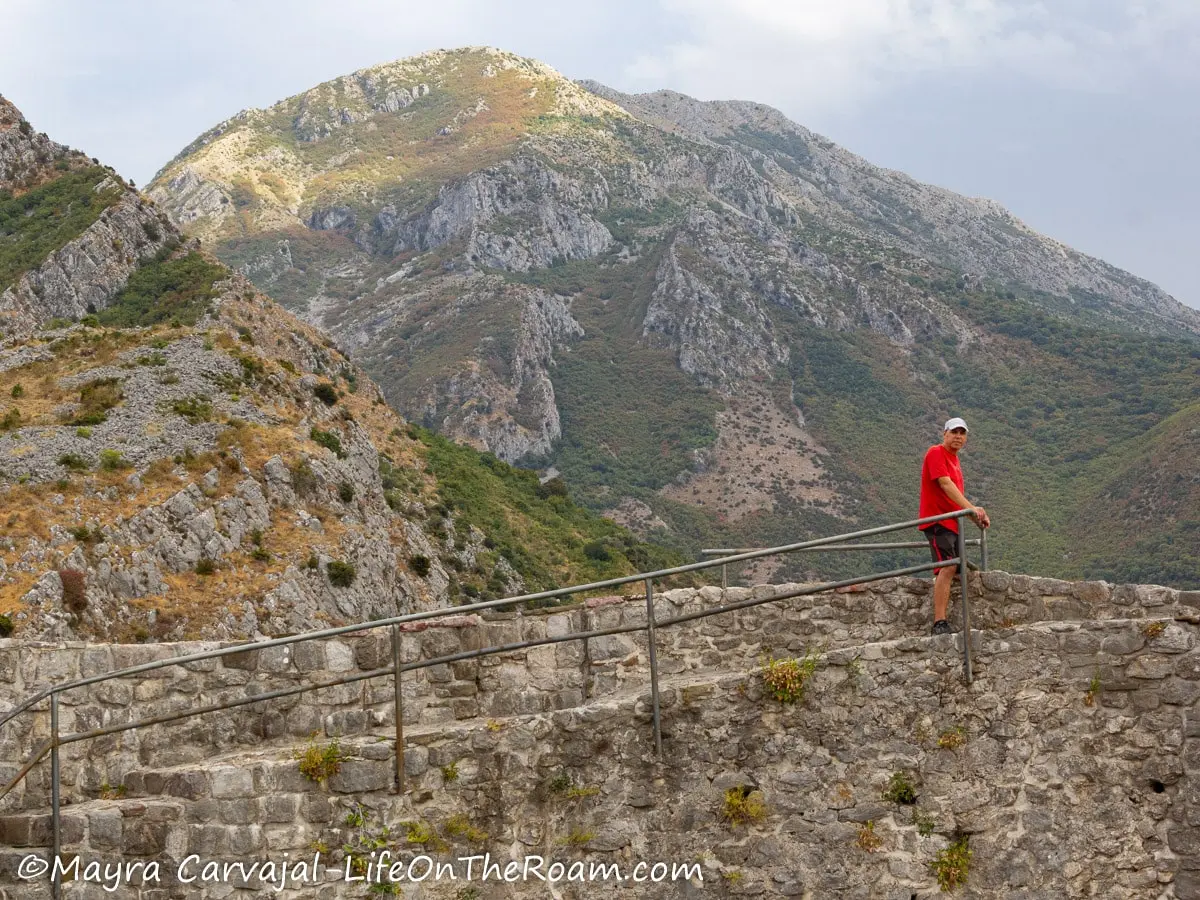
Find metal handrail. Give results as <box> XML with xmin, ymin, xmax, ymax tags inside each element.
<box><xmin>0</xmin><ymin>509</ymin><xmax>983</xmax><ymax>898</ymax></box>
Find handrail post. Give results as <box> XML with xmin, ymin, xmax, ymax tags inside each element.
<box><xmin>979</xmin><ymin>525</ymin><xmax>988</xmax><ymax>572</ymax></box>
<box><xmin>644</xmin><ymin>578</ymin><xmax>663</xmax><ymax>758</ymax></box>
<box><xmin>50</xmin><ymin>690</ymin><xmax>61</xmax><ymax>900</ymax></box>
<box><xmin>957</xmin><ymin>529</ymin><xmax>974</xmax><ymax>684</ymax></box>
<box><xmin>391</xmin><ymin>625</ymin><xmax>405</xmax><ymax>793</ymax></box>
<box><xmin>721</xmin><ymin>563</ymin><xmax>727</xmax><ymax>600</ymax></box>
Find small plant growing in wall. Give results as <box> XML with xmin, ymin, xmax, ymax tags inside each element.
<box><xmin>445</xmin><ymin>813</ymin><xmax>489</xmax><ymax>844</ymax></box>
<box><xmin>856</xmin><ymin>821</ymin><xmax>883</xmax><ymax>852</ymax></box>
<box><xmin>0</xmin><ymin>614</ymin><xmax>13</xmax><ymax>638</ymax></box>
<box><xmin>1142</xmin><ymin>621</ymin><xmax>1166</xmax><ymax>640</ymax></box>
<box><xmin>914</xmin><ymin>810</ymin><xmax>936</xmax><ymax>837</ymax></box>
<box><xmin>559</xmin><ymin>827</ymin><xmax>596</xmax><ymax>848</ymax></box>
<box><xmin>760</xmin><ymin>651</ymin><xmax>819</xmax><ymax>703</ymax></box>
<box><xmin>720</xmin><ymin>786</ymin><xmax>768</xmax><ymax>827</ymax></box>
<box><xmin>293</xmin><ymin>734</ymin><xmax>348</xmax><ymax>784</ymax></box>
<box><xmin>882</xmin><ymin>771</ymin><xmax>918</xmax><ymax>805</ymax></box>
<box><xmin>931</xmin><ymin>834</ymin><xmax>971</xmax><ymax>891</ymax></box>
<box><xmin>937</xmin><ymin>726</ymin><xmax>966</xmax><ymax>750</ymax></box>
<box><xmin>441</xmin><ymin>762</ymin><xmax>459</xmax><ymax>782</ymax></box>
<box><xmin>403</xmin><ymin>820</ymin><xmax>448</xmax><ymax>852</ymax></box>
<box><xmin>1084</xmin><ymin>671</ymin><xmax>1102</xmax><ymax>707</ymax></box>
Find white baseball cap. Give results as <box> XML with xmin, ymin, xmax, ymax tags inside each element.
<box><xmin>943</xmin><ymin>417</ymin><xmax>969</xmax><ymax>433</ymax></box>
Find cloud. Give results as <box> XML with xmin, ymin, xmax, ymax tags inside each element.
<box><xmin>621</xmin><ymin>0</ymin><xmax>1200</xmax><ymax>113</ymax></box>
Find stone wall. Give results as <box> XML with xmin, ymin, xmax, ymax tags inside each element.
<box><xmin>2</xmin><ymin>573</ymin><xmax>1200</xmax><ymax>898</ymax></box>
<box><xmin>1</xmin><ymin>572</ymin><xmax>1196</xmax><ymax>812</ymax></box>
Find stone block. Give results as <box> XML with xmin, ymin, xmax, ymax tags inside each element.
<box><xmin>222</xmin><ymin>649</ymin><xmax>259</xmax><ymax>671</ymax></box>
<box><xmin>403</xmin><ymin>745</ymin><xmax>429</xmax><ymax>778</ymax></box>
<box><xmin>164</xmin><ymin>772</ymin><xmax>207</xmax><ymax>800</ymax></box>
<box><xmin>328</xmin><ymin>759</ymin><xmax>391</xmax><ymax>793</ymax></box>
<box><xmin>256</xmin><ymin>794</ymin><xmax>298</xmax><ymax>824</ymax></box>
<box><xmin>293</xmin><ymin>641</ymin><xmax>325</xmax><ymax>672</ymax></box>
<box><xmin>1101</xmin><ymin>632</ymin><xmax>1145</xmax><ymax>656</ymax></box>
<box><xmin>210</xmin><ymin>767</ymin><xmax>255</xmax><ymax>799</ymax></box>
<box><xmin>1129</xmin><ymin>655</ymin><xmax>1174</xmax><ymax>680</ymax></box>
<box><xmin>259</xmin><ymin>645</ymin><xmax>292</xmax><ymax>673</ymax></box>
<box><xmin>218</xmin><ymin>798</ymin><xmax>255</xmax><ymax>825</ymax></box>
<box><xmin>325</xmin><ymin>641</ymin><xmax>355</xmax><ymax>672</ymax></box>
<box><xmin>87</xmin><ymin>809</ymin><xmax>123</xmax><ymax>849</ymax></box>
<box><xmin>354</xmin><ymin>635</ymin><xmax>388</xmax><ymax>670</ymax></box>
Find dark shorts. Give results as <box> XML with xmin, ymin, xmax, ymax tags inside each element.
<box><xmin>924</xmin><ymin>524</ymin><xmax>960</xmax><ymax>572</ymax></box>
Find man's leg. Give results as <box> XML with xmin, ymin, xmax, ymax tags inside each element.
<box><xmin>933</xmin><ymin>564</ymin><xmax>955</xmax><ymax>622</ymax></box>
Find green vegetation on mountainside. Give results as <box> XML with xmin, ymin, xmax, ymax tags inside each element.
<box><xmin>767</xmin><ymin>282</ymin><xmax>1200</xmax><ymax>585</ymax></box>
<box><xmin>511</xmin><ymin>250</ymin><xmax>723</xmax><ymax>504</ymax></box>
<box><xmin>0</xmin><ymin>166</ymin><xmax>123</xmax><ymax>291</ymax></box>
<box><xmin>96</xmin><ymin>251</ymin><xmax>226</xmax><ymax>327</ymax></box>
<box><xmin>414</xmin><ymin>426</ymin><xmax>686</xmax><ymax>597</ymax></box>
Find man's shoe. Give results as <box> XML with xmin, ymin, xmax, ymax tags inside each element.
<box><xmin>931</xmin><ymin>620</ymin><xmax>953</xmax><ymax>635</ymax></box>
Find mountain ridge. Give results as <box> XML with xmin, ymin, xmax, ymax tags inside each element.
<box><xmin>146</xmin><ymin>47</ymin><xmax>1200</xmax><ymax>587</ymax></box>
<box><xmin>0</xmin><ymin>90</ymin><xmax>685</xmax><ymax>641</ymax></box>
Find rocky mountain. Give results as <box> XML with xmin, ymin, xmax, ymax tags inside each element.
<box><xmin>0</xmin><ymin>93</ymin><xmax>680</xmax><ymax>642</ymax></box>
<box><xmin>148</xmin><ymin>47</ymin><xmax>1200</xmax><ymax>587</ymax></box>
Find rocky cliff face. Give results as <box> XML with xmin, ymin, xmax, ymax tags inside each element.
<box><xmin>0</xmin><ymin>94</ymin><xmax>675</xmax><ymax>643</ymax></box>
<box><xmin>148</xmin><ymin>49</ymin><xmax>1200</xmax><ymax>586</ymax></box>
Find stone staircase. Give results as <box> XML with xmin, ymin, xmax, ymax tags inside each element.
<box><xmin>2</xmin><ymin>573</ymin><xmax>1200</xmax><ymax>898</ymax></box>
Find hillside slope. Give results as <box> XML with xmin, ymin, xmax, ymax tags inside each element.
<box><xmin>0</xmin><ymin>92</ymin><xmax>682</xmax><ymax>642</ymax></box>
<box><xmin>148</xmin><ymin>48</ymin><xmax>1200</xmax><ymax>587</ymax></box>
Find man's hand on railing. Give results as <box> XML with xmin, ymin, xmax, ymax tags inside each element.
<box><xmin>970</xmin><ymin>506</ymin><xmax>990</xmax><ymax>529</ymax></box>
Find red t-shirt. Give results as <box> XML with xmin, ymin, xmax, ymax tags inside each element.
<box><xmin>919</xmin><ymin>444</ymin><xmax>964</xmax><ymax>533</ymax></box>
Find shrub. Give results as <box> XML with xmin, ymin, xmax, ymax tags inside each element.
<box><xmin>1</xmin><ymin>408</ymin><xmax>21</xmax><ymax>432</ymax></box>
<box><xmin>327</xmin><ymin>560</ymin><xmax>356</xmax><ymax>587</ymax></box>
<box><xmin>761</xmin><ymin>651</ymin><xmax>819</xmax><ymax>704</ymax></box>
<box><xmin>313</xmin><ymin>382</ymin><xmax>338</xmax><ymax>406</ymax></box>
<box><xmin>69</xmin><ymin>525</ymin><xmax>101</xmax><ymax>544</ymax></box>
<box><xmin>289</xmin><ymin>459</ymin><xmax>319</xmax><ymax>495</ymax></box>
<box><xmin>293</xmin><ymin>734</ymin><xmax>348</xmax><ymax>784</ymax></box>
<box><xmin>931</xmin><ymin>835</ymin><xmax>971</xmax><ymax>891</ymax></box>
<box><xmin>75</xmin><ymin>426</ymin><xmax>92</xmax><ymax>438</ymax></box>
<box><xmin>582</xmin><ymin>540</ymin><xmax>611</xmax><ymax>562</ymax></box>
<box><xmin>720</xmin><ymin>786</ymin><xmax>767</xmax><ymax>827</ymax></box>
<box><xmin>169</xmin><ymin>396</ymin><xmax>213</xmax><ymax>424</ymax></box>
<box><xmin>9</xmin><ymin>384</ymin><xmax>23</xmax><ymax>398</ymax></box>
<box><xmin>310</xmin><ymin>427</ymin><xmax>344</xmax><ymax>458</ymax></box>
<box><xmin>70</xmin><ymin>376</ymin><xmax>123</xmax><ymax>426</ymax></box>
<box><xmin>195</xmin><ymin>558</ymin><xmax>216</xmax><ymax>576</ymax></box>
<box><xmin>98</xmin><ymin>449</ymin><xmax>129</xmax><ymax>471</ymax></box>
<box><xmin>410</xmin><ymin>555</ymin><xmax>432</xmax><ymax>578</ymax></box>
<box><xmin>338</xmin><ymin>481</ymin><xmax>354</xmax><ymax>502</ymax></box>
<box><xmin>882</xmin><ymin>771</ymin><xmax>918</xmax><ymax>805</ymax></box>
<box><xmin>536</xmin><ymin>476</ymin><xmax>568</xmax><ymax>500</ymax></box>
<box><xmin>58</xmin><ymin>569</ymin><xmax>87</xmax><ymax>614</ymax></box>
<box><xmin>58</xmin><ymin>452</ymin><xmax>90</xmax><ymax>472</ymax></box>
<box><xmin>0</xmin><ymin>614</ymin><xmax>13</xmax><ymax>637</ymax></box>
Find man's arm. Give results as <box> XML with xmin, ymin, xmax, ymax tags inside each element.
<box><xmin>936</xmin><ymin>476</ymin><xmax>990</xmax><ymax>528</ymax></box>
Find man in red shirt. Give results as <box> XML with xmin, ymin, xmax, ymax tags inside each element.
<box><xmin>919</xmin><ymin>417</ymin><xmax>990</xmax><ymax>635</ymax></box>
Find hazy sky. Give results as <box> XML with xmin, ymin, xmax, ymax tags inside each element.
<box><xmin>3</xmin><ymin>0</ymin><xmax>1198</xmax><ymax>308</ymax></box>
